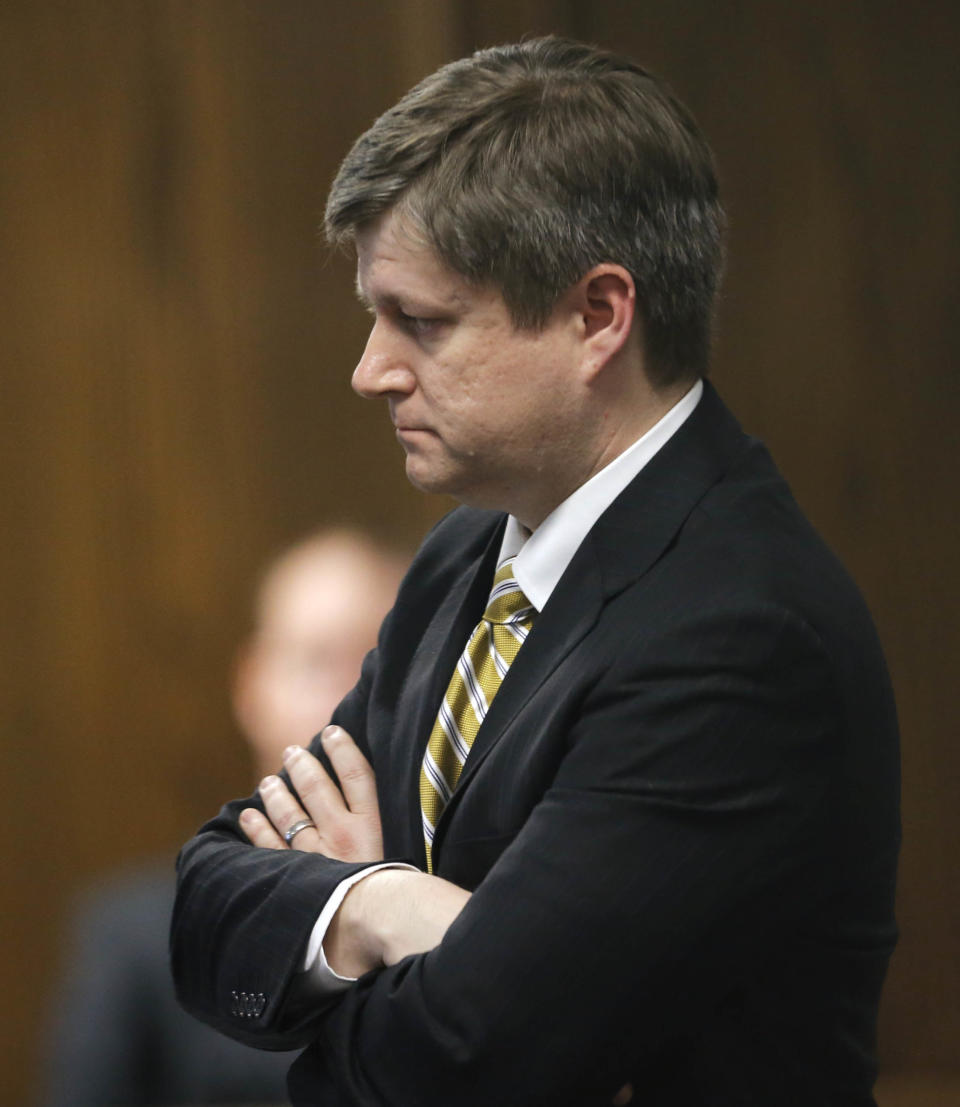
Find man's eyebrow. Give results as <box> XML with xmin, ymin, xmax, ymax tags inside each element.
<box><xmin>353</xmin><ymin>276</ymin><xmax>468</xmax><ymax>313</ymax></box>
<box><xmin>353</xmin><ymin>275</ymin><xmax>373</xmax><ymax>308</ymax></box>
<box><xmin>353</xmin><ymin>279</ymin><xmax>404</xmax><ymax>313</ymax></box>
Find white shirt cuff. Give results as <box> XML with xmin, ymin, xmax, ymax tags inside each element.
<box><xmin>300</xmin><ymin>862</ymin><xmax>419</xmax><ymax>994</ymax></box>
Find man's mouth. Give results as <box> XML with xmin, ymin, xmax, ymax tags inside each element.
<box><xmin>394</xmin><ymin>421</ymin><xmax>433</xmax><ymax>435</ymax></box>
<box><xmin>395</xmin><ymin>427</ymin><xmax>436</xmax><ymax>446</ymax></box>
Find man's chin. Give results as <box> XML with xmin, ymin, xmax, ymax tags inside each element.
<box><xmin>404</xmin><ymin>461</ymin><xmax>455</xmax><ymax>497</ymax></box>
<box><xmin>405</xmin><ymin>463</ymin><xmax>509</xmax><ymax>515</ymax></box>
<box><xmin>403</xmin><ymin>457</ymin><xmax>473</xmax><ymax>502</ymax></box>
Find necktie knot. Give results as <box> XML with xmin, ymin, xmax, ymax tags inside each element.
<box><xmin>484</xmin><ymin>559</ymin><xmax>535</xmax><ymax>625</ymax></box>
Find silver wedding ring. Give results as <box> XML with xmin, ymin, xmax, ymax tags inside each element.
<box><xmin>283</xmin><ymin>818</ymin><xmax>316</xmax><ymax>845</ymax></box>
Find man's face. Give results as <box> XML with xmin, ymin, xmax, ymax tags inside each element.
<box><xmin>352</xmin><ymin>211</ymin><xmax>587</xmax><ymax>526</ymax></box>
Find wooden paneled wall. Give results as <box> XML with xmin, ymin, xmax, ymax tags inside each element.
<box><xmin>1</xmin><ymin>3</ymin><xmax>956</xmax><ymax>1103</ymax></box>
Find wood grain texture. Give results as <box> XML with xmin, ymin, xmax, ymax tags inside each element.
<box><xmin>1</xmin><ymin>2</ymin><xmax>956</xmax><ymax>1102</ymax></box>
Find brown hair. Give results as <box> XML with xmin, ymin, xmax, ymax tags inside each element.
<box><xmin>325</xmin><ymin>36</ymin><xmax>724</xmax><ymax>385</ymax></box>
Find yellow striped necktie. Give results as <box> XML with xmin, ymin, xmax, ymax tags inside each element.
<box><xmin>419</xmin><ymin>558</ymin><xmax>536</xmax><ymax>872</ymax></box>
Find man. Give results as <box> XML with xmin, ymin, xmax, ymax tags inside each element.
<box><xmin>44</xmin><ymin>529</ymin><xmax>403</xmax><ymax>1106</ymax></box>
<box><xmin>172</xmin><ymin>37</ymin><xmax>900</xmax><ymax>1106</ymax></box>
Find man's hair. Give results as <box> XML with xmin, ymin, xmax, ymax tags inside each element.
<box><xmin>325</xmin><ymin>35</ymin><xmax>724</xmax><ymax>386</ymax></box>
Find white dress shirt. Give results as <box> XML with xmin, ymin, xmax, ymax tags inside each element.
<box><xmin>303</xmin><ymin>379</ymin><xmax>704</xmax><ymax>990</ymax></box>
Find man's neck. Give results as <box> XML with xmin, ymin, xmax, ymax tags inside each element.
<box><xmin>515</xmin><ymin>379</ymin><xmax>697</xmax><ymax>531</ymax></box>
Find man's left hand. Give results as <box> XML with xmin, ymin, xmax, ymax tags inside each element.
<box><xmin>239</xmin><ymin>725</ymin><xmax>384</xmax><ymax>862</ymax></box>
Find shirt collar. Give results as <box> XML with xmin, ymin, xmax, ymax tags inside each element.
<box><xmin>498</xmin><ymin>379</ymin><xmax>703</xmax><ymax>611</ymax></box>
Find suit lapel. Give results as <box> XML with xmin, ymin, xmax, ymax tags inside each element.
<box><xmin>588</xmin><ymin>380</ymin><xmax>752</xmax><ymax>598</ymax></box>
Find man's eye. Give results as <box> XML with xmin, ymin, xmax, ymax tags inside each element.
<box><xmin>399</xmin><ymin>311</ymin><xmax>439</xmax><ymax>336</ymax></box>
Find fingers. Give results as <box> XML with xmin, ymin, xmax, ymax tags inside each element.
<box><xmin>612</xmin><ymin>1084</ymin><xmax>634</xmax><ymax>1105</ymax></box>
<box><xmin>282</xmin><ymin>738</ymin><xmax>349</xmax><ymax>823</ymax></box>
<box><xmin>240</xmin><ymin>727</ymin><xmax>383</xmax><ymax>861</ymax></box>
<box><xmin>319</xmin><ymin>726</ymin><xmax>379</xmax><ymax>816</ymax></box>
<box><xmin>254</xmin><ymin>773</ymin><xmax>322</xmax><ymax>852</ymax></box>
<box><xmin>283</xmin><ymin>726</ymin><xmax>378</xmax><ymax>821</ymax></box>
<box><xmin>239</xmin><ymin>805</ymin><xmax>287</xmax><ymax>850</ymax></box>
<box><xmin>282</xmin><ymin>728</ymin><xmax>383</xmax><ymax>862</ymax></box>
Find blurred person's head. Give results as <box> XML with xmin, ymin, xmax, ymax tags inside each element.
<box><xmin>232</xmin><ymin>528</ymin><xmax>407</xmax><ymax>777</ymax></box>
<box><xmin>325</xmin><ymin>34</ymin><xmax>724</xmax><ymax>388</ymax></box>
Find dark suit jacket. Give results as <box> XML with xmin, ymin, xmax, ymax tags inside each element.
<box><xmin>44</xmin><ymin>863</ymin><xmax>294</xmax><ymax>1107</ymax></box>
<box><xmin>172</xmin><ymin>383</ymin><xmax>900</xmax><ymax>1106</ymax></box>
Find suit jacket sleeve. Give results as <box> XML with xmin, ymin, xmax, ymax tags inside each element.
<box><xmin>170</xmin><ymin>630</ymin><xmax>401</xmax><ymax>1050</ymax></box>
<box><xmin>169</xmin><ymin>509</ymin><xmax>482</xmax><ymax>1050</ymax></box>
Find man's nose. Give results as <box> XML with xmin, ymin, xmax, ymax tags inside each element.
<box><xmin>351</xmin><ymin>321</ymin><xmax>416</xmax><ymax>398</ymax></box>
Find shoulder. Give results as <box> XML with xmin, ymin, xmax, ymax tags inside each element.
<box><xmin>594</xmin><ymin>386</ymin><xmax>885</xmax><ymax>686</ymax></box>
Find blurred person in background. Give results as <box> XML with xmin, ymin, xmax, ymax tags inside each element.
<box><xmin>42</xmin><ymin>528</ymin><xmax>406</xmax><ymax>1107</ymax></box>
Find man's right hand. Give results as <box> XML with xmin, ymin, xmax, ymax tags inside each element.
<box><xmin>324</xmin><ymin>868</ymin><xmax>471</xmax><ymax>977</ymax></box>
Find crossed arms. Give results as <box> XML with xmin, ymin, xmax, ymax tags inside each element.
<box><xmin>171</xmin><ymin>596</ymin><xmax>845</xmax><ymax>1106</ymax></box>
<box><xmin>241</xmin><ymin>724</ymin><xmax>636</xmax><ymax>1105</ymax></box>
<box><xmin>239</xmin><ymin>725</ymin><xmax>471</xmax><ymax>979</ymax></box>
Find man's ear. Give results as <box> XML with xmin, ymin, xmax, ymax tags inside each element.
<box><xmin>575</xmin><ymin>264</ymin><xmax>638</xmax><ymax>379</ymax></box>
